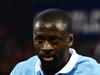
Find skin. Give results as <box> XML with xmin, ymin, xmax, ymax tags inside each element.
<box><xmin>33</xmin><ymin>21</ymin><xmax>74</xmax><ymax>75</ymax></box>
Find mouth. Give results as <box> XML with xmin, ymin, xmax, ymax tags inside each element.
<box><xmin>43</xmin><ymin>57</ymin><xmax>54</xmax><ymax>62</ymax></box>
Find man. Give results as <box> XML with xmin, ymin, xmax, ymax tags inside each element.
<box><xmin>10</xmin><ymin>8</ymin><xmax>100</xmax><ymax>75</ymax></box>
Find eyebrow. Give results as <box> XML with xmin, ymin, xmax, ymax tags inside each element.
<box><xmin>34</xmin><ymin>34</ymin><xmax>45</xmax><ymax>40</ymax></box>
<box><xmin>49</xmin><ymin>35</ymin><xmax>64</xmax><ymax>40</ymax></box>
<box><xmin>49</xmin><ymin>34</ymin><xmax>63</xmax><ymax>39</ymax></box>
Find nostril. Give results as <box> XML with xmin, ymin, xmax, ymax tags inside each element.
<box><xmin>41</xmin><ymin>49</ymin><xmax>54</xmax><ymax>55</ymax></box>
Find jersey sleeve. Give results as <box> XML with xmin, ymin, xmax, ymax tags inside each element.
<box><xmin>10</xmin><ymin>62</ymin><xmax>24</xmax><ymax>75</ymax></box>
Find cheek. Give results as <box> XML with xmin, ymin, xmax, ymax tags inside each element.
<box><xmin>34</xmin><ymin>41</ymin><xmax>42</xmax><ymax>53</ymax></box>
<box><xmin>55</xmin><ymin>42</ymin><xmax>67</xmax><ymax>56</ymax></box>
<box><xmin>55</xmin><ymin>48</ymin><xmax>67</xmax><ymax>63</ymax></box>
<box><xmin>55</xmin><ymin>44</ymin><xmax>67</xmax><ymax>56</ymax></box>
<box><xmin>34</xmin><ymin>41</ymin><xmax>41</xmax><ymax>48</ymax></box>
<box><xmin>55</xmin><ymin>41</ymin><xmax>66</xmax><ymax>49</ymax></box>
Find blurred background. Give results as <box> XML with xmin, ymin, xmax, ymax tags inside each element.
<box><xmin>0</xmin><ymin>0</ymin><xmax>100</xmax><ymax>75</ymax></box>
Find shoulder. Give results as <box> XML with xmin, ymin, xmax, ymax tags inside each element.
<box><xmin>10</xmin><ymin>55</ymin><xmax>39</xmax><ymax>75</ymax></box>
<box><xmin>77</xmin><ymin>55</ymin><xmax>98</xmax><ymax>64</ymax></box>
<box><xmin>74</xmin><ymin>55</ymin><xmax>100</xmax><ymax>75</ymax></box>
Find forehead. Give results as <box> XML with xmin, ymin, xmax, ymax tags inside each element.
<box><xmin>34</xmin><ymin>31</ymin><xmax>67</xmax><ymax>40</ymax></box>
<box><xmin>34</xmin><ymin>21</ymin><xmax>68</xmax><ymax>32</ymax></box>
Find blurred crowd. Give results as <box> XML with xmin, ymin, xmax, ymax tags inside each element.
<box><xmin>0</xmin><ymin>25</ymin><xmax>35</xmax><ymax>75</ymax></box>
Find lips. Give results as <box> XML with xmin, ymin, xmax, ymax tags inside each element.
<box><xmin>43</xmin><ymin>57</ymin><xmax>54</xmax><ymax>62</ymax></box>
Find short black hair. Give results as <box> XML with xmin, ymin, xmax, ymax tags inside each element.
<box><xmin>33</xmin><ymin>8</ymin><xmax>72</xmax><ymax>33</ymax></box>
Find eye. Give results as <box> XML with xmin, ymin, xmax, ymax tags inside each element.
<box><xmin>34</xmin><ymin>34</ymin><xmax>45</xmax><ymax>44</ymax></box>
<box><xmin>51</xmin><ymin>41</ymin><xmax>59</xmax><ymax>45</ymax></box>
<box><xmin>36</xmin><ymin>40</ymin><xmax>44</xmax><ymax>44</ymax></box>
<box><xmin>48</xmin><ymin>36</ymin><xmax>62</xmax><ymax>45</ymax></box>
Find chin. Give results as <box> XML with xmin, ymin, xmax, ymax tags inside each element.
<box><xmin>42</xmin><ymin>61</ymin><xmax>56</xmax><ymax>70</ymax></box>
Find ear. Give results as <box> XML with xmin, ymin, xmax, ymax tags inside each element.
<box><xmin>68</xmin><ymin>34</ymin><xmax>74</xmax><ymax>47</ymax></box>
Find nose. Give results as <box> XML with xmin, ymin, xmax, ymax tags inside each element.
<box><xmin>41</xmin><ymin>41</ymin><xmax>54</xmax><ymax>50</ymax></box>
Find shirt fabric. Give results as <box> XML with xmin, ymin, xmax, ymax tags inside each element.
<box><xmin>10</xmin><ymin>48</ymin><xmax>100</xmax><ymax>75</ymax></box>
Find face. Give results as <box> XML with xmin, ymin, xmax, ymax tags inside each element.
<box><xmin>33</xmin><ymin>22</ymin><xmax>73</xmax><ymax>68</ymax></box>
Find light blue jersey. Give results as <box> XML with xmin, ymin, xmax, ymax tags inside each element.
<box><xmin>10</xmin><ymin>49</ymin><xmax>100</xmax><ymax>75</ymax></box>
